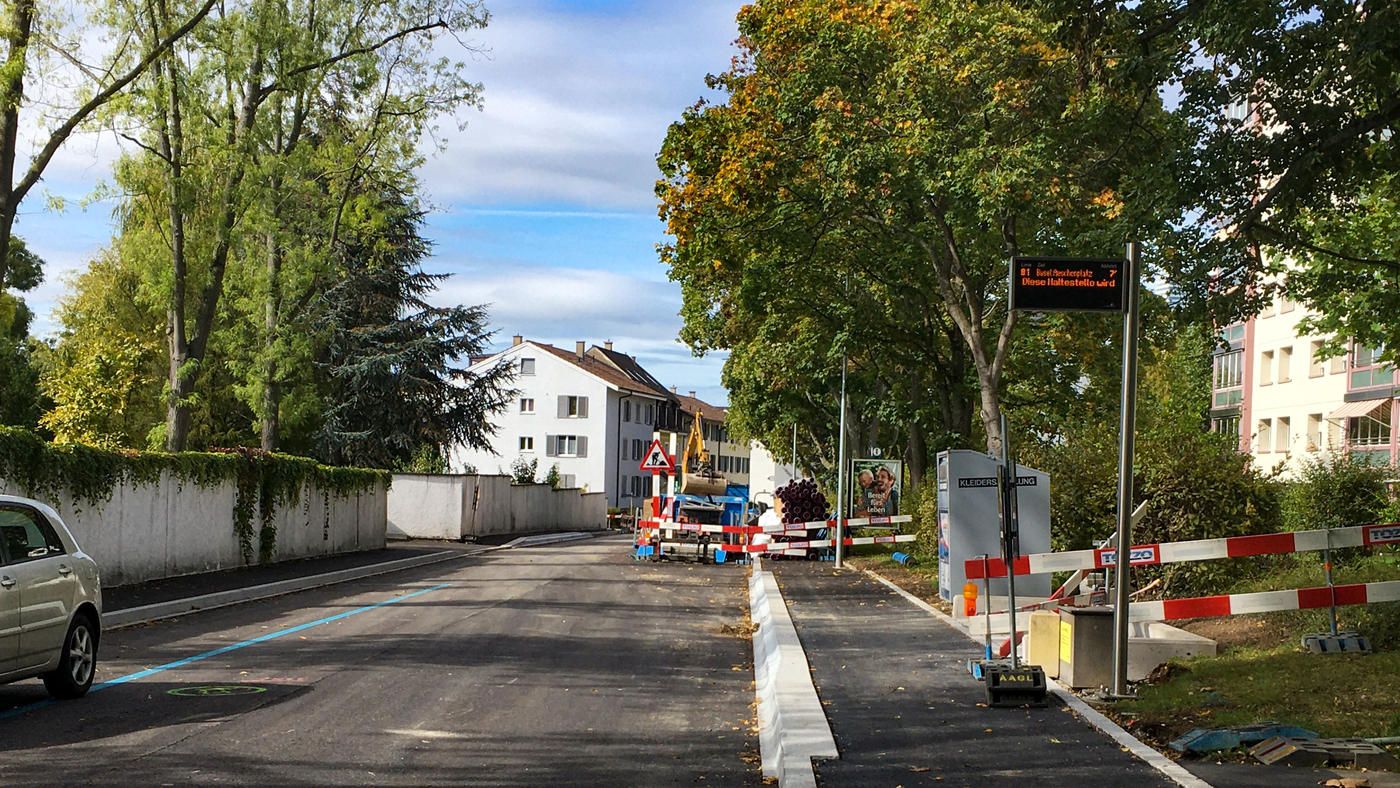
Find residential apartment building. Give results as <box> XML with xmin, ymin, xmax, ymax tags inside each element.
<box><xmin>1211</xmin><ymin>295</ymin><xmax>1397</xmax><ymax>475</ymax></box>
<box><xmin>453</xmin><ymin>337</ymin><xmax>674</xmax><ymax>508</ymax></box>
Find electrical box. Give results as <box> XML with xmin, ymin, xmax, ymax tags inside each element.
<box><xmin>935</xmin><ymin>449</ymin><xmax>1051</xmax><ymax>602</ymax></box>
<box><xmin>1058</xmin><ymin>606</ymin><xmax>1114</xmax><ymax>690</ymax></box>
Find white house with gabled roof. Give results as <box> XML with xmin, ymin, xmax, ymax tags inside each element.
<box><xmin>452</xmin><ymin>337</ymin><xmax>674</xmax><ymax>508</ymax></box>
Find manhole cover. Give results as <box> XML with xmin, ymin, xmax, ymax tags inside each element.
<box><xmin>167</xmin><ymin>685</ymin><xmax>268</xmax><ymax>697</ymax></box>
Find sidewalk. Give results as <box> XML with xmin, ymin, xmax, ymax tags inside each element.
<box><xmin>104</xmin><ymin>541</ymin><xmax>478</xmax><ymax>613</ymax></box>
<box><xmin>770</xmin><ymin>562</ymin><xmax>1400</xmax><ymax>788</ymax></box>
<box><xmin>769</xmin><ymin>561</ymin><xmax>1176</xmax><ymax>787</ymax></box>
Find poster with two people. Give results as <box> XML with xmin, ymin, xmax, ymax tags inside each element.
<box><xmin>850</xmin><ymin>458</ymin><xmax>902</xmax><ymax>517</ymax></box>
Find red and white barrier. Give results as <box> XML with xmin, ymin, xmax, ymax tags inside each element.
<box><xmin>966</xmin><ymin>522</ymin><xmax>1400</xmax><ymax>580</ymax></box>
<box><xmin>641</xmin><ymin>514</ymin><xmax>912</xmax><ymax>536</ymax></box>
<box><xmin>654</xmin><ymin>533</ymin><xmax>917</xmax><ymax>555</ymax></box>
<box><xmin>1130</xmin><ymin>579</ymin><xmax>1400</xmax><ymax>622</ymax></box>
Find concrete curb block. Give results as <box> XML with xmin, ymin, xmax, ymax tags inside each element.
<box><xmin>750</xmin><ymin>562</ymin><xmax>838</xmax><ymax>787</ymax></box>
<box><xmin>860</xmin><ymin>568</ymin><xmax>1212</xmax><ymax>788</ymax></box>
<box><xmin>501</xmin><ymin>531</ymin><xmax>600</xmax><ymax>548</ymax></box>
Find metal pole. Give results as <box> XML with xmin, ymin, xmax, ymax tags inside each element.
<box><xmin>1112</xmin><ymin>241</ymin><xmax>1142</xmax><ymax>697</ymax></box>
<box><xmin>835</xmin><ymin>352</ymin><xmax>849</xmax><ymax>568</ymax></box>
<box><xmin>1002</xmin><ymin>414</ymin><xmax>1021</xmax><ymax>669</ymax></box>
<box><xmin>1325</xmin><ymin>528</ymin><xmax>1338</xmax><ymax>636</ymax></box>
<box><xmin>792</xmin><ymin>423</ymin><xmax>798</xmax><ymax>482</ymax></box>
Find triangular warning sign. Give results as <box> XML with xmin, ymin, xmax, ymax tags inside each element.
<box><xmin>639</xmin><ymin>438</ymin><xmax>674</xmax><ymax>472</ymax></box>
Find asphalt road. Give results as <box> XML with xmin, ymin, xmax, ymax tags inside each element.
<box><xmin>0</xmin><ymin>537</ymin><xmax>759</xmax><ymax>786</ymax></box>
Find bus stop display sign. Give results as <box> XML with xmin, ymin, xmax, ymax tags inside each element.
<box><xmin>1010</xmin><ymin>256</ymin><xmax>1125</xmax><ymax>313</ymax></box>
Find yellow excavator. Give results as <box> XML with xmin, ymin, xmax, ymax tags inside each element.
<box><xmin>678</xmin><ymin>413</ymin><xmax>727</xmax><ymax>496</ymax></box>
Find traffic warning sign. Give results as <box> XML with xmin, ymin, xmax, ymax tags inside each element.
<box><xmin>639</xmin><ymin>438</ymin><xmax>674</xmax><ymax>472</ymax></box>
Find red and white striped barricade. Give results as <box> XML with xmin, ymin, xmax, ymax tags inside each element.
<box><xmin>965</xmin><ymin>522</ymin><xmax>1400</xmax><ymax>580</ymax></box>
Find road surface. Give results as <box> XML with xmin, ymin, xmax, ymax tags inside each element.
<box><xmin>0</xmin><ymin>537</ymin><xmax>758</xmax><ymax>786</ymax></box>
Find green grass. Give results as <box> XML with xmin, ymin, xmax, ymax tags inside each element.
<box><xmin>1119</xmin><ymin>645</ymin><xmax>1400</xmax><ymax>743</ymax></box>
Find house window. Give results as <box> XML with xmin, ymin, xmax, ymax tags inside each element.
<box><xmin>519</xmin><ymin>436</ymin><xmax>534</xmax><ymax>452</ymax></box>
<box><xmin>520</xmin><ymin>398</ymin><xmax>535</xmax><ymax>414</ymax></box>
<box><xmin>645</xmin><ymin>404</ymin><xmax>654</xmax><ymax>425</ymax></box>
<box><xmin>1306</xmin><ymin>414</ymin><xmax>1323</xmax><ymax>451</ymax></box>
<box><xmin>1278</xmin><ymin>346</ymin><xmax>1292</xmax><ymax>383</ymax></box>
<box><xmin>633</xmin><ymin>439</ymin><xmax>644</xmax><ymax>459</ymax></box>
<box><xmin>1350</xmin><ymin>346</ymin><xmax>1394</xmax><ymax>390</ymax></box>
<box><xmin>623</xmin><ymin>400</ymin><xmax>632</xmax><ymax>422</ymax></box>
<box><xmin>1212</xmin><ymin>350</ymin><xmax>1243</xmax><ymax>407</ymax></box>
<box><xmin>1348</xmin><ymin>401</ymin><xmax>1393</xmax><ymax>465</ymax></box>
<box><xmin>560</xmin><ymin>474</ymin><xmax>576</xmax><ymax>488</ymax></box>
<box><xmin>1212</xmin><ymin>415</ymin><xmax>1241</xmax><ymax>442</ymax></box>
<box><xmin>1280</xmin><ymin>297</ymin><xmax>1296</xmax><ymax>314</ymax></box>
<box><xmin>619</xmin><ymin>438</ymin><xmax>629</xmax><ymax>461</ymax></box>
<box><xmin>1275</xmin><ymin>416</ymin><xmax>1291</xmax><ymax>453</ymax></box>
<box><xmin>1309</xmin><ymin>342</ymin><xmax>1326</xmax><ymax>378</ymax></box>
<box><xmin>548</xmin><ymin>435</ymin><xmax>586</xmax><ymax>457</ymax></box>
<box><xmin>1256</xmin><ymin>419</ymin><xmax>1272</xmax><ymax>453</ymax></box>
<box><xmin>1259</xmin><ymin>350</ymin><xmax>1274</xmax><ymax>386</ymax></box>
<box><xmin>561</xmin><ymin>395</ymin><xmax>589</xmax><ymax>418</ymax></box>
<box><xmin>520</xmin><ymin>358</ymin><xmax>536</xmax><ymax>375</ymax></box>
<box><xmin>1330</xmin><ymin>355</ymin><xmax>1346</xmax><ymax>375</ymax></box>
<box><xmin>1219</xmin><ymin>323</ymin><xmax>1245</xmax><ymax>345</ymax></box>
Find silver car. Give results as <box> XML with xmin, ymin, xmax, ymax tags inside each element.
<box><xmin>0</xmin><ymin>495</ymin><xmax>102</xmax><ymax>698</ymax></box>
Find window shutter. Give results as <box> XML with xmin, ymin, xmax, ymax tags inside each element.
<box><xmin>545</xmin><ymin>435</ymin><xmax>557</xmax><ymax>457</ymax></box>
<box><xmin>577</xmin><ymin>436</ymin><xmax>588</xmax><ymax>458</ymax></box>
<box><xmin>580</xmin><ymin>397</ymin><xmax>589</xmax><ymax>418</ymax></box>
<box><xmin>558</xmin><ymin>396</ymin><xmax>569</xmax><ymax>418</ymax></box>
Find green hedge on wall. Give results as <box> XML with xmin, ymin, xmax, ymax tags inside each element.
<box><xmin>0</xmin><ymin>426</ymin><xmax>389</xmax><ymax>564</ymax></box>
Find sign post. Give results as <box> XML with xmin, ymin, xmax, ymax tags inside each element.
<box><xmin>1111</xmin><ymin>242</ymin><xmax>1142</xmax><ymax>697</ymax></box>
<box><xmin>640</xmin><ymin>438</ymin><xmax>675</xmax><ymax>519</ymax></box>
<box><xmin>1007</xmin><ymin>246</ymin><xmax>1137</xmax><ymax>700</ymax></box>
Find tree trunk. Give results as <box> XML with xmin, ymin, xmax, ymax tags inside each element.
<box><xmin>905</xmin><ymin>424</ymin><xmax>927</xmax><ymax>490</ymax></box>
<box><xmin>154</xmin><ymin>14</ymin><xmax>192</xmax><ymax>452</ymax></box>
<box><xmin>0</xmin><ymin>0</ymin><xmax>35</xmax><ymax>290</ymax></box>
<box><xmin>260</xmin><ymin>231</ymin><xmax>282</xmax><ymax>450</ymax></box>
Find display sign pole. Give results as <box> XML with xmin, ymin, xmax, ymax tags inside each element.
<box><xmin>1111</xmin><ymin>241</ymin><xmax>1142</xmax><ymax>697</ymax></box>
<box><xmin>835</xmin><ymin>351</ymin><xmax>849</xmax><ymax>568</ymax></box>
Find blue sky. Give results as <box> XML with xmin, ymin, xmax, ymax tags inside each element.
<box><xmin>18</xmin><ymin>0</ymin><xmax>744</xmax><ymax>404</ymax></box>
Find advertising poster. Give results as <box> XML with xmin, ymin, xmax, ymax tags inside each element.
<box><xmin>850</xmin><ymin>458</ymin><xmax>903</xmax><ymax>518</ymax></box>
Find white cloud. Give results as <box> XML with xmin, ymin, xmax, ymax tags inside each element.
<box><xmin>419</xmin><ymin>0</ymin><xmax>740</xmax><ymax>209</ymax></box>
<box><xmin>430</xmin><ymin>259</ymin><xmax>728</xmax><ymax>403</ymax></box>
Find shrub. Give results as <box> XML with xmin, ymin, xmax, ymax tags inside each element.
<box><xmin>1281</xmin><ymin>451</ymin><xmax>1395</xmax><ymax>532</ymax></box>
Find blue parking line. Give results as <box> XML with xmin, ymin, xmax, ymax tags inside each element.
<box><xmin>0</xmin><ymin>582</ymin><xmax>450</xmax><ymax>721</ymax></box>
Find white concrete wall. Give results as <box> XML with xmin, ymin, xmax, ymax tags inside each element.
<box><xmin>1247</xmin><ymin>298</ymin><xmax>1349</xmax><ymax>478</ymax></box>
<box><xmin>0</xmin><ymin>472</ymin><xmax>387</xmax><ymax>587</ymax></box>
<box><xmin>387</xmin><ymin>473</ymin><xmax>607</xmax><ymax>539</ymax></box>
<box><xmin>748</xmin><ymin>441</ymin><xmax>800</xmax><ymax>505</ymax></box>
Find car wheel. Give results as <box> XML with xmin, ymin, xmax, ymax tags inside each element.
<box><xmin>43</xmin><ymin>615</ymin><xmax>98</xmax><ymax>699</ymax></box>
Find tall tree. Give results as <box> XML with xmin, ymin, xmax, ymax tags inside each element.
<box><xmin>114</xmin><ymin>0</ymin><xmax>487</xmax><ymax>450</ymax></box>
<box><xmin>0</xmin><ymin>0</ymin><xmax>215</xmax><ymax>290</ymax></box>
<box><xmin>658</xmin><ymin>0</ymin><xmax>1186</xmax><ymax>455</ymax></box>
<box><xmin>1138</xmin><ymin>0</ymin><xmax>1400</xmax><ymax>321</ymax></box>
<box><xmin>313</xmin><ymin>192</ymin><xmax>514</xmax><ymax>469</ymax></box>
<box><xmin>0</xmin><ymin>237</ymin><xmax>44</xmax><ymax>427</ymax></box>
